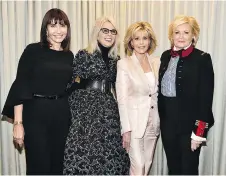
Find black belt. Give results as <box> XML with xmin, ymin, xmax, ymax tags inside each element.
<box><xmin>80</xmin><ymin>79</ymin><xmax>113</xmax><ymax>94</ymax></box>
<box><xmin>33</xmin><ymin>93</ymin><xmax>65</xmax><ymax>100</ymax></box>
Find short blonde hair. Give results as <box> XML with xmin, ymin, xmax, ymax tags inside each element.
<box><xmin>86</xmin><ymin>16</ymin><xmax>119</xmax><ymax>59</ymax></box>
<box><xmin>124</xmin><ymin>22</ymin><xmax>157</xmax><ymax>56</ymax></box>
<box><xmin>168</xmin><ymin>15</ymin><xmax>200</xmax><ymax>47</ymax></box>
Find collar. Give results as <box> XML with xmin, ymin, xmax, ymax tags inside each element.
<box><xmin>171</xmin><ymin>44</ymin><xmax>194</xmax><ymax>58</ymax></box>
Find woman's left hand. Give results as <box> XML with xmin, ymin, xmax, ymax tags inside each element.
<box><xmin>191</xmin><ymin>139</ymin><xmax>202</xmax><ymax>152</ymax></box>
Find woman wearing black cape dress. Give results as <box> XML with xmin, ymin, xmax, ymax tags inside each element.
<box><xmin>2</xmin><ymin>8</ymin><xmax>73</xmax><ymax>175</ymax></box>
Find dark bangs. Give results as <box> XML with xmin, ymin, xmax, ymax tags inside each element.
<box><xmin>40</xmin><ymin>8</ymin><xmax>71</xmax><ymax>51</ymax></box>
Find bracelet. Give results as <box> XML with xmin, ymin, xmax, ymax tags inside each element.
<box><xmin>13</xmin><ymin>121</ymin><xmax>23</xmax><ymax>126</ymax></box>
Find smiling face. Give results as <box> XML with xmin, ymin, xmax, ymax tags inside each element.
<box><xmin>131</xmin><ymin>30</ymin><xmax>151</xmax><ymax>55</ymax></box>
<box><xmin>46</xmin><ymin>19</ymin><xmax>68</xmax><ymax>47</ymax></box>
<box><xmin>173</xmin><ymin>23</ymin><xmax>194</xmax><ymax>50</ymax></box>
<box><xmin>97</xmin><ymin>21</ymin><xmax>116</xmax><ymax>48</ymax></box>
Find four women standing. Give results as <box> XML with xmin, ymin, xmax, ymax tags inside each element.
<box><xmin>1</xmin><ymin>8</ymin><xmax>214</xmax><ymax>175</ymax></box>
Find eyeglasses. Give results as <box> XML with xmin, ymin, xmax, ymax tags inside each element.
<box><xmin>100</xmin><ymin>28</ymin><xmax>117</xmax><ymax>35</ymax></box>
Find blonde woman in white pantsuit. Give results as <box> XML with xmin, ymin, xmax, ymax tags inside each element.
<box><xmin>116</xmin><ymin>22</ymin><xmax>160</xmax><ymax>175</ymax></box>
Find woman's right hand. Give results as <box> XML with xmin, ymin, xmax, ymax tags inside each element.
<box><xmin>122</xmin><ymin>131</ymin><xmax>131</xmax><ymax>153</ymax></box>
<box><xmin>13</xmin><ymin>124</ymin><xmax>24</xmax><ymax>147</ymax></box>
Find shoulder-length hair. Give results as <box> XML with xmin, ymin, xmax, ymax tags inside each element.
<box><xmin>40</xmin><ymin>8</ymin><xmax>71</xmax><ymax>51</ymax></box>
<box><xmin>86</xmin><ymin>16</ymin><xmax>119</xmax><ymax>59</ymax></box>
<box><xmin>168</xmin><ymin>15</ymin><xmax>200</xmax><ymax>48</ymax></box>
<box><xmin>124</xmin><ymin>21</ymin><xmax>157</xmax><ymax>56</ymax></box>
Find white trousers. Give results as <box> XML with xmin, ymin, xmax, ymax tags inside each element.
<box><xmin>129</xmin><ymin>108</ymin><xmax>158</xmax><ymax>175</ymax></box>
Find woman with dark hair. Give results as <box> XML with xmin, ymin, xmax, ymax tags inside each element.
<box><xmin>1</xmin><ymin>8</ymin><xmax>73</xmax><ymax>174</ymax></box>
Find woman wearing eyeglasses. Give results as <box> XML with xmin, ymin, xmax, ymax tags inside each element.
<box><xmin>63</xmin><ymin>16</ymin><xmax>130</xmax><ymax>175</ymax></box>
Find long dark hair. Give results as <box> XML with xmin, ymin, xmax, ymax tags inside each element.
<box><xmin>40</xmin><ymin>8</ymin><xmax>71</xmax><ymax>51</ymax></box>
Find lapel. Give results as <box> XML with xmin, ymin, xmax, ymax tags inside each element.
<box><xmin>147</xmin><ymin>54</ymin><xmax>158</xmax><ymax>89</ymax></box>
<box><xmin>159</xmin><ymin>50</ymin><xmax>171</xmax><ymax>82</ymax></box>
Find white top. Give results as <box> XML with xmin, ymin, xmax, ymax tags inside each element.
<box><xmin>145</xmin><ymin>71</ymin><xmax>156</xmax><ymax>93</ymax></box>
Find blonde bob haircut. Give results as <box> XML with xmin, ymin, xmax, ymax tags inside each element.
<box><xmin>168</xmin><ymin>15</ymin><xmax>200</xmax><ymax>48</ymax></box>
<box><xmin>124</xmin><ymin>21</ymin><xmax>157</xmax><ymax>56</ymax></box>
<box><xmin>86</xmin><ymin>16</ymin><xmax>119</xmax><ymax>59</ymax></box>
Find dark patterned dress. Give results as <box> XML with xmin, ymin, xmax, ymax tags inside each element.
<box><xmin>63</xmin><ymin>48</ymin><xmax>130</xmax><ymax>175</ymax></box>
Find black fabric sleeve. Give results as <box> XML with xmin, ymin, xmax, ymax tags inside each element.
<box><xmin>65</xmin><ymin>51</ymin><xmax>77</xmax><ymax>94</ymax></box>
<box><xmin>1</xmin><ymin>44</ymin><xmax>34</xmax><ymax>121</ymax></box>
<box><xmin>193</xmin><ymin>53</ymin><xmax>214</xmax><ymax>137</ymax></box>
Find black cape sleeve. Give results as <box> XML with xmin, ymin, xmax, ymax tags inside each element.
<box><xmin>1</xmin><ymin>44</ymin><xmax>34</xmax><ymax>122</ymax></box>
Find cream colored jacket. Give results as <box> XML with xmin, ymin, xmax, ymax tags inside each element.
<box><xmin>116</xmin><ymin>52</ymin><xmax>160</xmax><ymax>138</ymax></box>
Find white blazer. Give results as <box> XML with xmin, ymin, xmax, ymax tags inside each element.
<box><xmin>116</xmin><ymin>52</ymin><xmax>160</xmax><ymax>139</ymax></box>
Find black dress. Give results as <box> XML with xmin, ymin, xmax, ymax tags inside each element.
<box><xmin>1</xmin><ymin>43</ymin><xmax>73</xmax><ymax>175</ymax></box>
<box><xmin>63</xmin><ymin>46</ymin><xmax>130</xmax><ymax>175</ymax></box>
